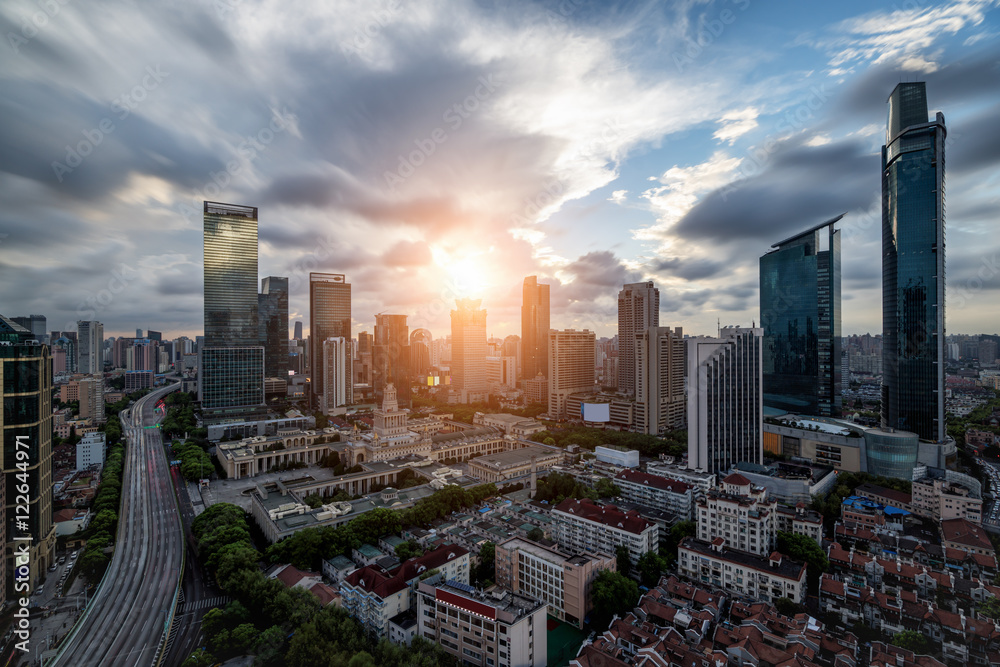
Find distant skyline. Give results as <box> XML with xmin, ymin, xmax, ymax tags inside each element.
<box><xmin>2</xmin><ymin>1</ymin><xmax>1000</xmax><ymax>340</ymax></box>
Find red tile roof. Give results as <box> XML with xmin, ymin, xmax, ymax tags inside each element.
<box><xmin>941</xmin><ymin>518</ymin><xmax>993</xmax><ymax>551</ymax></box>
<box><xmin>722</xmin><ymin>473</ymin><xmax>751</xmax><ymax>486</ymax></box>
<box><xmin>615</xmin><ymin>469</ymin><xmax>693</xmax><ymax>494</ymax></box>
<box><xmin>553</xmin><ymin>498</ymin><xmax>654</xmax><ymax>535</ymax></box>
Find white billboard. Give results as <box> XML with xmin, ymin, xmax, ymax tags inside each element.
<box><xmin>581</xmin><ymin>402</ymin><xmax>610</xmax><ymax>423</ymax></box>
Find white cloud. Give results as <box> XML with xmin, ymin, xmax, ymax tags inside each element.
<box><xmin>713</xmin><ymin>107</ymin><xmax>760</xmax><ymax>145</ymax></box>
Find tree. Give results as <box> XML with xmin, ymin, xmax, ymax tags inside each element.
<box><xmin>526</xmin><ymin>526</ymin><xmax>545</xmax><ymax>542</ymax></box>
<box><xmin>774</xmin><ymin>597</ymin><xmax>804</xmax><ymax>617</ymax></box>
<box><xmin>474</xmin><ymin>542</ymin><xmax>495</xmax><ymax>586</ymax></box>
<box><xmin>594</xmin><ymin>478</ymin><xmax>621</xmax><ymax>499</ymax></box>
<box><xmin>637</xmin><ymin>550</ymin><xmax>668</xmax><ymax>588</ymax></box>
<box><xmin>304</xmin><ymin>493</ymin><xmax>324</xmax><ymax>509</ymax></box>
<box><xmin>395</xmin><ymin>540</ymin><xmax>424</xmax><ymax>561</ymax></box>
<box><xmin>590</xmin><ymin>570</ymin><xmax>640</xmax><ymax>629</ymax></box>
<box><xmin>892</xmin><ymin>630</ymin><xmax>929</xmax><ymax>654</ymax></box>
<box><xmin>253</xmin><ymin>625</ymin><xmax>286</xmax><ymax>667</ymax></box>
<box><xmin>776</xmin><ymin>532</ymin><xmax>828</xmax><ymax>593</ymax></box>
<box><xmin>181</xmin><ymin>649</ymin><xmax>215</xmax><ymax>667</ymax></box>
<box><xmin>615</xmin><ymin>545</ymin><xmax>632</xmax><ymax>579</ymax></box>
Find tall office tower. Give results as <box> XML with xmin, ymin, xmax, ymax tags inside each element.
<box><xmin>321</xmin><ymin>337</ymin><xmax>353</xmax><ymax>414</ymax></box>
<box><xmin>146</xmin><ymin>330</ymin><xmax>162</xmax><ymax>342</ymax></box>
<box><xmin>202</xmin><ymin>202</ymin><xmax>264</xmax><ymax>417</ymax></box>
<box><xmin>293</xmin><ymin>320</ymin><xmax>303</xmax><ymax>340</ymax></box>
<box><xmin>52</xmin><ymin>336</ymin><xmax>77</xmax><ymax>373</ymax></box>
<box><xmin>548</xmin><ymin>329</ymin><xmax>596</xmax><ymax>420</ymax></box>
<box><xmin>0</xmin><ymin>314</ymin><xmax>56</xmax><ymax>591</ymax></box>
<box><xmin>310</xmin><ymin>273</ymin><xmax>351</xmax><ymax>407</ymax></box>
<box><xmin>204</xmin><ymin>201</ymin><xmax>259</xmax><ymax>347</ymax></box>
<box><xmin>635</xmin><ymin>326</ymin><xmax>686</xmax><ymax>435</ymax></box>
<box><xmin>521</xmin><ymin>276</ymin><xmax>550</xmax><ymax>382</ymax></box>
<box><xmin>76</xmin><ymin>320</ymin><xmax>104</xmax><ymax>374</ymax></box>
<box><xmin>617</xmin><ymin>282</ymin><xmax>659</xmax><ymax>396</ymax></box>
<box><xmin>12</xmin><ymin>315</ymin><xmax>46</xmax><ymax>343</ymax></box>
<box><xmin>502</xmin><ymin>334</ymin><xmax>521</xmax><ymax>379</ymax></box>
<box><xmin>881</xmin><ymin>82</ymin><xmax>946</xmax><ymax>444</ymax></box>
<box><xmin>687</xmin><ymin>326</ymin><xmax>763</xmax><ymax>474</ymax></box>
<box><xmin>760</xmin><ymin>216</ymin><xmax>843</xmax><ymax>417</ymax></box>
<box><xmin>128</xmin><ymin>338</ymin><xmax>159</xmax><ymax>372</ymax></box>
<box><xmin>355</xmin><ymin>330</ymin><xmax>373</xmax><ymax>385</ymax></box>
<box><xmin>136</xmin><ymin>328</ymin><xmax>143</xmax><ymax>338</ymax></box>
<box><xmin>410</xmin><ymin>328</ymin><xmax>432</xmax><ymax>376</ymax></box>
<box><xmin>78</xmin><ymin>375</ymin><xmax>105</xmax><ymax>422</ymax></box>
<box><xmin>258</xmin><ymin>276</ymin><xmax>289</xmax><ymax>379</ymax></box>
<box><xmin>451</xmin><ymin>299</ymin><xmax>488</xmax><ymax>403</ymax></box>
<box><xmin>373</xmin><ymin>314</ymin><xmax>411</xmax><ymax>409</ymax></box>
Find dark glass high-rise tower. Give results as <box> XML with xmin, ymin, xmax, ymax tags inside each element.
<box><xmin>521</xmin><ymin>276</ymin><xmax>550</xmax><ymax>382</ymax></box>
<box><xmin>310</xmin><ymin>273</ymin><xmax>351</xmax><ymax>406</ymax></box>
<box><xmin>204</xmin><ymin>202</ymin><xmax>259</xmax><ymax>348</ymax></box>
<box><xmin>881</xmin><ymin>82</ymin><xmax>946</xmax><ymax>443</ymax></box>
<box><xmin>760</xmin><ymin>216</ymin><xmax>842</xmax><ymax>417</ymax></box>
<box><xmin>373</xmin><ymin>314</ymin><xmax>410</xmax><ymax>409</ymax></box>
<box><xmin>259</xmin><ymin>276</ymin><xmax>289</xmax><ymax>379</ymax></box>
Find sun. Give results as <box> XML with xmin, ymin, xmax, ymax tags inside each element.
<box><xmin>432</xmin><ymin>246</ymin><xmax>494</xmax><ymax>299</ymax></box>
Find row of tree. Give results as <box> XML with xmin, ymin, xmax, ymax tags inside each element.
<box><xmin>533</xmin><ymin>425</ymin><xmax>687</xmax><ymax>459</ymax></box>
<box><xmin>172</xmin><ymin>440</ymin><xmax>214</xmax><ymax>482</ymax></box>
<box><xmin>533</xmin><ymin>472</ymin><xmax>620</xmax><ymax>504</ymax></box>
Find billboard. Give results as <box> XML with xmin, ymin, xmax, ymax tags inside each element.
<box><xmin>581</xmin><ymin>402</ymin><xmax>610</xmax><ymax>423</ymax></box>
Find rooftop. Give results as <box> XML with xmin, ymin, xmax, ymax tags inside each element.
<box><xmin>616</xmin><ymin>469</ymin><xmax>693</xmax><ymax>494</ymax></box>
<box><xmin>680</xmin><ymin>537</ymin><xmax>807</xmax><ymax>580</ymax></box>
<box><xmin>552</xmin><ymin>498</ymin><xmax>655</xmax><ymax>535</ymax></box>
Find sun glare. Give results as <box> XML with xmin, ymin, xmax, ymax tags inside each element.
<box><xmin>433</xmin><ymin>246</ymin><xmax>493</xmax><ymax>299</ymax></box>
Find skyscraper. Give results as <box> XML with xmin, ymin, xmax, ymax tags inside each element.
<box><xmin>521</xmin><ymin>276</ymin><xmax>550</xmax><ymax>382</ymax></box>
<box><xmin>451</xmin><ymin>298</ymin><xmax>488</xmax><ymax>403</ymax></box>
<box><xmin>635</xmin><ymin>326</ymin><xmax>686</xmax><ymax>435</ymax></box>
<box><xmin>202</xmin><ymin>201</ymin><xmax>265</xmax><ymax>418</ymax></box>
<box><xmin>76</xmin><ymin>320</ymin><xmax>104</xmax><ymax>374</ymax></box>
<box><xmin>881</xmin><ymin>82</ymin><xmax>946</xmax><ymax>443</ymax></box>
<box><xmin>618</xmin><ymin>282</ymin><xmax>659</xmax><ymax>396</ymax></box>
<box><xmin>1</xmin><ymin>314</ymin><xmax>57</xmax><ymax>590</ymax></box>
<box><xmin>11</xmin><ymin>315</ymin><xmax>46</xmax><ymax>343</ymax></box>
<box><xmin>310</xmin><ymin>273</ymin><xmax>351</xmax><ymax>407</ymax></box>
<box><xmin>203</xmin><ymin>201</ymin><xmax>259</xmax><ymax>348</ymax></box>
<box><xmin>293</xmin><ymin>320</ymin><xmax>303</xmax><ymax>340</ymax></box>
<box><xmin>321</xmin><ymin>337</ymin><xmax>353</xmax><ymax>414</ymax></box>
<box><xmin>687</xmin><ymin>327</ymin><xmax>763</xmax><ymax>474</ymax></box>
<box><xmin>760</xmin><ymin>216</ymin><xmax>842</xmax><ymax>417</ymax></box>
<box><xmin>410</xmin><ymin>328</ymin><xmax>432</xmax><ymax>376</ymax></box>
<box><xmin>259</xmin><ymin>276</ymin><xmax>289</xmax><ymax>379</ymax></box>
<box><xmin>373</xmin><ymin>314</ymin><xmax>411</xmax><ymax>409</ymax></box>
<box><xmin>548</xmin><ymin>329</ymin><xmax>596</xmax><ymax>420</ymax></box>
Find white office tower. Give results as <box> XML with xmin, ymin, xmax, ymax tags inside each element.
<box><xmin>687</xmin><ymin>326</ymin><xmax>763</xmax><ymax>474</ymax></box>
<box><xmin>635</xmin><ymin>326</ymin><xmax>686</xmax><ymax>435</ymax></box>
<box><xmin>321</xmin><ymin>337</ymin><xmax>353</xmax><ymax>414</ymax></box>
<box><xmin>76</xmin><ymin>320</ymin><xmax>104</xmax><ymax>374</ymax></box>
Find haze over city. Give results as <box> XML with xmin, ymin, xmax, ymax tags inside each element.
<box><xmin>3</xmin><ymin>0</ymin><xmax>1000</xmax><ymax>339</ymax></box>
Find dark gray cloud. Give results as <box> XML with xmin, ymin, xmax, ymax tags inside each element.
<box><xmin>652</xmin><ymin>256</ymin><xmax>726</xmax><ymax>280</ymax></box>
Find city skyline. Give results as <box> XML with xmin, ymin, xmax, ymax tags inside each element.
<box><xmin>2</xmin><ymin>2</ymin><xmax>999</xmax><ymax>340</ymax></box>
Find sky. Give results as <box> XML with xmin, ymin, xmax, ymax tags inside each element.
<box><xmin>1</xmin><ymin>0</ymin><xmax>999</xmax><ymax>341</ymax></box>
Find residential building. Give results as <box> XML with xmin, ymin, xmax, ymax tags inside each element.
<box><xmin>373</xmin><ymin>313</ymin><xmax>411</xmax><ymax>409</ymax></box>
<box><xmin>486</xmin><ymin>356</ymin><xmax>517</xmax><ymax>390</ymax></box>
<box><xmin>258</xmin><ymin>276</ymin><xmax>289</xmax><ymax>380</ymax></box>
<box><xmin>696</xmin><ymin>473</ymin><xmax>777</xmax><ymax>557</ymax></box>
<box><xmin>415</xmin><ymin>579</ymin><xmax>547</xmax><ymax>667</ymax></box>
<box><xmin>76</xmin><ymin>320</ymin><xmax>104</xmax><ymax>373</ymax></box>
<box><xmin>551</xmin><ymin>498</ymin><xmax>658</xmax><ymax>569</ymax></box>
<box><xmin>0</xmin><ymin>314</ymin><xmax>57</xmax><ymax>593</ymax></box>
<box><xmin>310</xmin><ymin>273</ymin><xmax>352</xmax><ymax>407</ymax></box>
<box><xmin>940</xmin><ymin>518</ymin><xmax>993</xmax><ymax>556</ymax></box>
<box><xmin>881</xmin><ymin>82</ymin><xmax>947</xmax><ymax>444</ymax></box>
<box><xmin>760</xmin><ymin>216</ymin><xmax>842</xmax><ymax>417</ymax></box>
<box><xmin>124</xmin><ymin>370</ymin><xmax>154</xmax><ymax>393</ymax></box>
<box><xmin>911</xmin><ymin>473</ymin><xmax>983</xmax><ymax>523</ymax></box>
<box><xmin>548</xmin><ymin>329</ymin><xmax>595</xmax><ymax>420</ymax></box>
<box><xmin>77</xmin><ymin>375</ymin><xmax>104</xmax><ymax>422</ymax></box>
<box><xmin>687</xmin><ymin>327</ymin><xmax>763</xmax><ymax>474</ymax></box>
<box><xmin>321</xmin><ymin>337</ymin><xmax>353</xmax><ymax>414</ymax></box>
<box><xmin>452</xmin><ymin>299</ymin><xmax>488</xmax><ymax>403</ymax></box>
<box><xmin>643</xmin><ymin>463</ymin><xmax>716</xmax><ymax>495</ymax></box>
<box><xmin>495</xmin><ymin>537</ymin><xmax>615</xmax><ymax>628</ymax></box>
<box><xmin>614</xmin><ymin>469</ymin><xmax>694</xmax><ymax>521</ymax></box>
<box><xmin>634</xmin><ymin>326</ymin><xmax>686</xmax><ymax>435</ymax></box>
<box><xmin>679</xmin><ymin>537</ymin><xmax>807</xmax><ymax>603</ymax></box>
<box><xmin>521</xmin><ymin>276</ymin><xmax>550</xmax><ymax>384</ymax></box>
<box><xmin>76</xmin><ymin>431</ymin><xmax>106</xmax><ymax>471</ymax></box>
<box><xmin>340</xmin><ymin>543</ymin><xmax>471</xmax><ymax>637</ymax></box>
<box><xmin>617</xmin><ymin>281</ymin><xmax>659</xmax><ymax>396</ymax></box>
<box><xmin>523</xmin><ymin>375</ymin><xmax>547</xmax><ymax>406</ymax></box>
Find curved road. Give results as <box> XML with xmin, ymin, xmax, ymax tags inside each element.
<box><xmin>53</xmin><ymin>383</ymin><xmax>182</xmax><ymax>667</ymax></box>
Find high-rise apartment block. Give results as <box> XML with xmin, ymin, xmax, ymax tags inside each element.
<box><xmin>521</xmin><ymin>276</ymin><xmax>550</xmax><ymax>383</ymax></box>
<box><xmin>617</xmin><ymin>282</ymin><xmax>659</xmax><ymax>396</ymax></box>
<box><xmin>321</xmin><ymin>337</ymin><xmax>353</xmax><ymax>414</ymax></box>
<box><xmin>11</xmin><ymin>315</ymin><xmax>46</xmax><ymax>343</ymax></box>
<box><xmin>687</xmin><ymin>327</ymin><xmax>763</xmax><ymax>474</ymax></box>
<box><xmin>258</xmin><ymin>276</ymin><xmax>289</xmax><ymax>379</ymax></box>
<box><xmin>451</xmin><ymin>299</ymin><xmax>488</xmax><ymax>403</ymax></box>
<box><xmin>1</xmin><ymin>314</ymin><xmax>57</xmax><ymax>593</ymax></box>
<box><xmin>551</xmin><ymin>498</ymin><xmax>658</xmax><ymax>569</ymax></box>
<box><xmin>635</xmin><ymin>326</ymin><xmax>686</xmax><ymax>435</ymax></box>
<box><xmin>547</xmin><ymin>329</ymin><xmax>596</xmax><ymax>420</ymax></box>
<box><xmin>76</xmin><ymin>320</ymin><xmax>104</xmax><ymax>374</ymax></box>
<box><xmin>760</xmin><ymin>217</ymin><xmax>842</xmax><ymax>417</ymax></box>
<box><xmin>309</xmin><ymin>273</ymin><xmax>351</xmax><ymax>407</ymax></box>
<box><xmin>881</xmin><ymin>82</ymin><xmax>947</xmax><ymax>444</ymax></box>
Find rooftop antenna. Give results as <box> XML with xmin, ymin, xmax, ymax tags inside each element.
<box><xmin>717</xmin><ymin>318</ymin><xmax>720</xmax><ymax>337</ymax></box>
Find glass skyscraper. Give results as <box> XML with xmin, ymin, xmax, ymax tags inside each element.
<box><xmin>760</xmin><ymin>216</ymin><xmax>842</xmax><ymax>417</ymax></box>
<box><xmin>310</xmin><ymin>273</ymin><xmax>351</xmax><ymax>406</ymax></box>
<box><xmin>204</xmin><ymin>202</ymin><xmax>259</xmax><ymax>348</ymax></box>
<box><xmin>373</xmin><ymin>313</ymin><xmax>410</xmax><ymax>409</ymax></box>
<box><xmin>259</xmin><ymin>276</ymin><xmax>289</xmax><ymax>379</ymax></box>
<box><xmin>521</xmin><ymin>276</ymin><xmax>550</xmax><ymax>382</ymax></box>
<box><xmin>881</xmin><ymin>82</ymin><xmax>946</xmax><ymax>443</ymax></box>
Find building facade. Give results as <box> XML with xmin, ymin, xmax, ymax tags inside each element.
<box><xmin>373</xmin><ymin>313</ymin><xmax>411</xmax><ymax>409</ymax></box>
<box><xmin>258</xmin><ymin>276</ymin><xmax>289</xmax><ymax>380</ymax></box>
<box><xmin>760</xmin><ymin>217</ymin><xmax>842</xmax><ymax>417</ymax></box>
<box><xmin>615</xmin><ymin>469</ymin><xmax>694</xmax><ymax>520</ymax></box>
<box><xmin>321</xmin><ymin>337</ymin><xmax>353</xmax><ymax>414</ymax></box>
<box><xmin>881</xmin><ymin>82</ymin><xmax>947</xmax><ymax>444</ymax></box>
<box><xmin>76</xmin><ymin>320</ymin><xmax>104</xmax><ymax>374</ymax></box>
<box><xmin>617</xmin><ymin>282</ymin><xmax>659</xmax><ymax>397</ymax></box>
<box><xmin>551</xmin><ymin>498</ymin><xmax>658</xmax><ymax>569</ymax></box>
<box><xmin>678</xmin><ymin>537</ymin><xmax>807</xmax><ymax>604</ymax></box>
<box><xmin>687</xmin><ymin>327</ymin><xmax>763</xmax><ymax>474</ymax></box>
<box><xmin>204</xmin><ymin>201</ymin><xmax>259</xmax><ymax>348</ymax></box>
<box><xmin>521</xmin><ymin>276</ymin><xmax>550</xmax><ymax>385</ymax></box>
<box><xmin>452</xmin><ymin>299</ymin><xmax>488</xmax><ymax>403</ymax></box>
<box><xmin>634</xmin><ymin>326</ymin><xmax>686</xmax><ymax>435</ymax></box>
<box><xmin>547</xmin><ymin>329</ymin><xmax>595</xmax><ymax>420</ymax></box>
<box><xmin>310</xmin><ymin>273</ymin><xmax>351</xmax><ymax>406</ymax></box>
<box><xmin>198</xmin><ymin>347</ymin><xmax>265</xmax><ymax>412</ymax></box>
